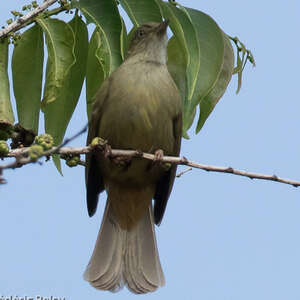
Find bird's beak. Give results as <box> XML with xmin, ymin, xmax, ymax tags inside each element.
<box><xmin>156</xmin><ymin>20</ymin><xmax>169</xmax><ymax>36</ymax></box>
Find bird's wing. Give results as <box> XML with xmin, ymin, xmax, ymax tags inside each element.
<box><xmin>153</xmin><ymin>113</ymin><xmax>182</xmax><ymax>225</ymax></box>
<box><xmin>85</xmin><ymin>79</ymin><xmax>111</xmax><ymax>217</ymax></box>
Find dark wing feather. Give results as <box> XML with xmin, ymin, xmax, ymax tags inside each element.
<box><xmin>154</xmin><ymin>114</ymin><xmax>182</xmax><ymax>225</ymax></box>
<box><xmin>86</xmin><ymin>153</ymin><xmax>104</xmax><ymax>216</ymax></box>
<box><xmin>85</xmin><ymin>79</ymin><xmax>110</xmax><ymax>217</ymax></box>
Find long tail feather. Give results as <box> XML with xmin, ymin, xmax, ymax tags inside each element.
<box><xmin>84</xmin><ymin>203</ymin><xmax>164</xmax><ymax>293</ymax></box>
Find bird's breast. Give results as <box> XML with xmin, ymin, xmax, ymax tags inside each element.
<box><xmin>98</xmin><ymin>62</ymin><xmax>180</xmax><ymax>154</ymax></box>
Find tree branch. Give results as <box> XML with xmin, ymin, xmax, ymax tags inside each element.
<box><xmin>2</xmin><ymin>141</ymin><xmax>300</xmax><ymax>188</ymax></box>
<box><xmin>0</xmin><ymin>0</ymin><xmax>60</xmax><ymax>39</ymax></box>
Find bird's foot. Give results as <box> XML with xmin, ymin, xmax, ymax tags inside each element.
<box><xmin>104</xmin><ymin>144</ymin><xmax>112</xmax><ymax>158</ymax></box>
<box><xmin>153</xmin><ymin>149</ymin><xmax>172</xmax><ymax>171</ymax></box>
<box><xmin>154</xmin><ymin>149</ymin><xmax>164</xmax><ymax>162</ymax></box>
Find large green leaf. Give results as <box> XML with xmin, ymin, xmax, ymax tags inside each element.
<box><xmin>196</xmin><ymin>33</ymin><xmax>234</xmax><ymax>132</ymax></box>
<box><xmin>182</xmin><ymin>7</ymin><xmax>225</xmax><ymax>131</ymax></box>
<box><xmin>156</xmin><ymin>2</ymin><xmax>228</xmax><ymax>134</ymax></box>
<box><xmin>0</xmin><ymin>38</ymin><xmax>14</xmax><ymax>125</ymax></box>
<box><xmin>86</xmin><ymin>28</ymin><xmax>105</xmax><ymax>119</ymax></box>
<box><xmin>119</xmin><ymin>0</ymin><xmax>161</xmax><ymax>26</ymax></box>
<box><xmin>86</xmin><ymin>17</ymin><xmax>127</xmax><ymax>118</ymax></box>
<box><xmin>79</xmin><ymin>0</ymin><xmax>123</xmax><ymax>76</ymax></box>
<box><xmin>12</xmin><ymin>25</ymin><xmax>44</xmax><ymax>133</ymax></box>
<box><xmin>155</xmin><ymin>2</ymin><xmax>200</xmax><ymax>132</ymax></box>
<box><xmin>157</xmin><ymin>2</ymin><xmax>199</xmax><ymax>102</ymax></box>
<box><xmin>43</xmin><ymin>15</ymin><xmax>88</xmax><ymax>172</ymax></box>
<box><xmin>37</xmin><ymin>18</ymin><xmax>76</xmax><ymax>106</ymax></box>
<box><xmin>167</xmin><ymin>36</ymin><xmax>191</xmax><ymax>138</ymax></box>
<box><xmin>167</xmin><ymin>36</ymin><xmax>186</xmax><ymax>102</ymax></box>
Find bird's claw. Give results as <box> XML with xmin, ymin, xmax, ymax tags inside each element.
<box><xmin>154</xmin><ymin>149</ymin><xmax>164</xmax><ymax>162</ymax></box>
<box><xmin>104</xmin><ymin>144</ymin><xmax>112</xmax><ymax>158</ymax></box>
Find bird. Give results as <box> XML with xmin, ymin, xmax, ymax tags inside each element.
<box><xmin>84</xmin><ymin>20</ymin><xmax>182</xmax><ymax>294</ymax></box>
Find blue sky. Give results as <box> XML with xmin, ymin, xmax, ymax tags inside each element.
<box><xmin>1</xmin><ymin>1</ymin><xmax>300</xmax><ymax>299</ymax></box>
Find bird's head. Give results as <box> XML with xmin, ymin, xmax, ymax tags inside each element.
<box><xmin>127</xmin><ymin>20</ymin><xmax>169</xmax><ymax>64</ymax></box>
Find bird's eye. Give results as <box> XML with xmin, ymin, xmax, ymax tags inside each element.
<box><xmin>137</xmin><ymin>29</ymin><xmax>146</xmax><ymax>39</ymax></box>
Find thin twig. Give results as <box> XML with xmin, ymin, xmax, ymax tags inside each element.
<box><xmin>176</xmin><ymin>167</ymin><xmax>192</xmax><ymax>178</ymax></box>
<box><xmin>0</xmin><ymin>124</ymin><xmax>89</xmax><ymax>172</ymax></box>
<box><xmin>0</xmin><ymin>0</ymin><xmax>59</xmax><ymax>39</ymax></box>
<box><xmin>2</xmin><ymin>139</ymin><xmax>300</xmax><ymax>187</ymax></box>
<box><xmin>54</xmin><ymin>123</ymin><xmax>89</xmax><ymax>153</ymax></box>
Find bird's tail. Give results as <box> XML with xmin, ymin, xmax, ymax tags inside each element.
<box><xmin>84</xmin><ymin>202</ymin><xmax>165</xmax><ymax>294</ymax></box>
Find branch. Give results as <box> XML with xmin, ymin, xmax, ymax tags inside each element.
<box><xmin>0</xmin><ymin>0</ymin><xmax>60</xmax><ymax>39</ymax></box>
<box><xmin>0</xmin><ymin>125</ymin><xmax>89</xmax><ymax>183</ymax></box>
<box><xmin>2</xmin><ymin>139</ymin><xmax>300</xmax><ymax>188</ymax></box>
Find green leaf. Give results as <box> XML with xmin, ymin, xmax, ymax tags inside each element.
<box><xmin>182</xmin><ymin>7</ymin><xmax>225</xmax><ymax>132</ymax></box>
<box><xmin>126</xmin><ymin>26</ymin><xmax>136</xmax><ymax>51</ymax></box>
<box><xmin>120</xmin><ymin>18</ymin><xmax>128</xmax><ymax>60</ymax></box>
<box><xmin>236</xmin><ymin>54</ymin><xmax>243</xmax><ymax>94</ymax></box>
<box><xmin>233</xmin><ymin>48</ymin><xmax>242</xmax><ymax>74</ymax></box>
<box><xmin>86</xmin><ymin>15</ymin><xmax>125</xmax><ymax>118</ymax></box>
<box><xmin>43</xmin><ymin>15</ymin><xmax>88</xmax><ymax>173</ymax></box>
<box><xmin>157</xmin><ymin>2</ymin><xmax>199</xmax><ymax>105</ymax></box>
<box><xmin>167</xmin><ymin>36</ymin><xmax>186</xmax><ymax>102</ymax></box>
<box><xmin>155</xmin><ymin>2</ymin><xmax>202</xmax><ymax>133</ymax></box>
<box><xmin>167</xmin><ymin>36</ymin><xmax>192</xmax><ymax>138</ymax></box>
<box><xmin>119</xmin><ymin>0</ymin><xmax>162</xmax><ymax>26</ymax></box>
<box><xmin>12</xmin><ymin>25</ymin><xmax>44</xmax><ymax>133</ymax></box>
<box><xmin>229</xmin><ymin>36</ymin><xmax>255</xmax><ymax>94</ymax></box>
<box><xmin>79</xmin><ymin>0</ymin><xmax>123</xmax><ymax>75</ymax></box>
<box><xmin>0</xmin><ymin>38</ymin><xmax>14</xmax><ymax>125</ymax></box>
<box><xmin>196</xmin><ymin>33</ymin><xmax>234</xmax><ymax>132</ymax></box>
<box><xmin>158</xmin><ymin>3</ymin><xmax>226</xmax><ymax>133</ymax></box>
<box><xmin>37</xmin><ymin>18</ymin><xmax>76</xmax><ymax>106</ymax></box>
<box><xmin>234</xmin><ymin>44</ymin><xmax>245</xmax><ymax>94</ymax></box>
<box><xmin>86</xmin><ymin>28</ymin><xmax>105</xmax><ymax>119</ymax></box>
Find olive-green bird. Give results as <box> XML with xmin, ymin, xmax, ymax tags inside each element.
<box><xmin>84</xmin><ymin>20</ymin><xmax>182</xmax><ymax>294</ymax></box>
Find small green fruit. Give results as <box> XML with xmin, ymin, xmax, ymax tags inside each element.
<box><xmin>29</xmin><ymin>145</ymin><xmax>43</xmax><ymax>161</ymax></box>
<box><xmin>0</xmin><ymin>140</ymin><xmax>9</xmax><ymax>156</ymax></box>
<box><xmin>91</xmin><ymin>137</ymin><xmax>106</xmax><ymax>147</ymax></box>
<box><xmin>66</xmin><ymin>155</ymin><xmax>80</xmax><ymax>167</ymax></box>
<box><xmin>34</xmin><ymin>134</ymin><xmax>54</xmax><ymax>151</ymax></box>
